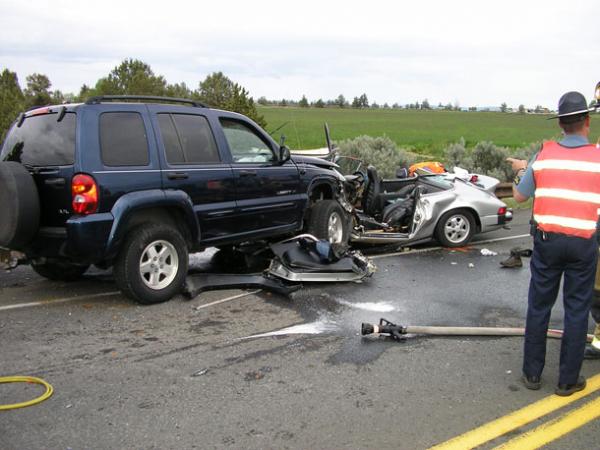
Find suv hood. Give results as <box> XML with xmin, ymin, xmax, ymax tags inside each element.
<box><xmin>291</xmin><ymin>155</ymin><xmax>338</xmax><ymax>170</ymax></box>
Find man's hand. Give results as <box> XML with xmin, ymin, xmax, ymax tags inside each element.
<box><xmin>506</xmin><ymin>157</ymin><xmax>527</xmax><ymax>172</ymax></box>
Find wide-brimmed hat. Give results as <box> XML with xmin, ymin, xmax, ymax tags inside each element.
<box><xmin>549</xmin><ymin>91</ymin><xmax>592</xmax><ymax>121</ymax></box>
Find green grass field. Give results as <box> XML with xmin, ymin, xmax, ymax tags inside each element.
<box><xmin>260</xmin><ymin>107</ymin><xmax>599</xmax><ymax>158</ymax></box>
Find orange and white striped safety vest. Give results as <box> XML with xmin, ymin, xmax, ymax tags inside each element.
<box><xmin>532</xmin><ymin>141</ymin><xmax>600</xmax><ymax>239</ymax></box>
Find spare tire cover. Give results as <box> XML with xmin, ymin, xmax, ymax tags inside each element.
<box><xmin>0</xmin><ymin>161</ymin><xmax>40</xmax><ymax>249</ymax></box>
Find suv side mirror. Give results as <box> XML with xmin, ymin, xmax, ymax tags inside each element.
<box><xmin>278</xmin><ymin>145</ymin><xmax>291</xmax><ymax>164</ymax></box>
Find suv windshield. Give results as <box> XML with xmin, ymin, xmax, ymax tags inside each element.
<box><xmin>1</xmin><ymin>112</ymin><xmax>76</xmax><ymax>166</ymax></box>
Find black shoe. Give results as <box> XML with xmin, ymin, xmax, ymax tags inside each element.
<box><xmin>521</xmin><ymin>374</ymin><xmax>541</xmax><ymax>390</ymax></box>
<box><xmin>555</xmin><ymin>376</ymin><xmax>586</xmax><ymax>396</ymax></box>
<box><xmin>584</xmin><ymin>344</ymin><xmax>600</xmax><ymax>360</ymax></box>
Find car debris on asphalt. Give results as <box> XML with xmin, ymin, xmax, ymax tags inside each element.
<box><xmin>184</xmin><ymin>235</ymin><xmax>375</xmax><ymax>300</ymax></box>
<box><xmin>480</xmin><ymin>248</ymin><xmax>498</xmax><ymax>256</ymax></box>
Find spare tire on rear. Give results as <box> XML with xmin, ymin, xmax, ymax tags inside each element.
<box><xmin>0</xmin><ymin>161</ymin><xmax>40</xmax><ymax>249</ymax></box>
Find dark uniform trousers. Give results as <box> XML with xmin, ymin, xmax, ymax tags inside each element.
<box><xmin>523</xmin><ymin>231</ymin><xmax>597</xmax><ymax>385</ymax></box>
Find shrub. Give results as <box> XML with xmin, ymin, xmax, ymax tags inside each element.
<box><xmin>336</xmin><ymin>135</ymin><xmax>415</xmax><ymax>178</ymax></box>
<box><xmin>470</xmin><ymin>141</ymin><xmax>512</xmax><ymax>182</ymax></box>
<box><xmin>512</xmin><ymin>142</ymin><xmax>541</xmax><ymax>164</ymax></box>
<box><xmin>443</xmin><ymin>137</ymin><xmax>470</xmax><ymax>170</ymax></box>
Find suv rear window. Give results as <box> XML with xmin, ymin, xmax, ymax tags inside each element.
<box><xmin>158</xmin><ymin>114</ymin><xmax>220</xmax><ymax>164</ymax></box>
<box><xmin>1</xmin><ymin>112</ymin><xmax>76</xmax><ymax>166</ymax></box>
<box><xmin>100</xmin><ymin>112</ymin><xmax>149</xmax><ymax>166</ymax></box>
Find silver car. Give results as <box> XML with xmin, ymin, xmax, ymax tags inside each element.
<box><xmin>344</xmin><ymin>164</ymin><xmax>512</xmax><ymax>247</ymax></box>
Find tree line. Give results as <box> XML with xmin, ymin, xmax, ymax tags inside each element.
<box><xmin>0</xmin><ymin>58</ymin><xmax>266</xmax><ymax>141</ymax></box>
<box><xmin>257</xmin><ymin>94</ymin><xmax>544</xmax><ymax>114</ymax></box>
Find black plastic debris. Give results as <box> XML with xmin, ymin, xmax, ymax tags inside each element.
<box><xmin>183</xmin><ymin>273</ymin><xmax>301</xmax><ymax>299</ymax></box>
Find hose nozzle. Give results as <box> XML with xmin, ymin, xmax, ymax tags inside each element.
<box><xmin>361</xmin><ymin>318</ymin><xmax>407</xmax><ymax>341</ymax></box>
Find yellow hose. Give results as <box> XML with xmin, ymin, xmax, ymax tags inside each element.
<box><xmin>0</xmin><ymin>376</ymin><xmax>53</xmax><ymax>410</ymax></box>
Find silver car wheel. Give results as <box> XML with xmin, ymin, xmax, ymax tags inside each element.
<box><xmin>328</xmin><ymin>212</ymin><xmax>344</xmax><ymax>244</ymax></box>
<box><xmin>139</xmin><ymin>240</ymin><xmax>179</xmax><ymax>290</ymax></box>
<box><xmin>443</xmin><ymin>214</ymin><xmax>471</xmax><ymax>244</ymax></box>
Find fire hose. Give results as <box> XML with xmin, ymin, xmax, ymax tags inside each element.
<box><xmin>0</xmin><ymin>376</ymin><xmax>53</xmax><ymax>411</ymax></box>
<box><xmin>361</xmin><ymin>318</ymin><xmax>595</xmax><ymax>342</ymax></box>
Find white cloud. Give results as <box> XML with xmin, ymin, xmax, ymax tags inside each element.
<box><xmin>0</xmin><ymin>0</ymin><xmax>598</xmax><ymax>107</ymax></box>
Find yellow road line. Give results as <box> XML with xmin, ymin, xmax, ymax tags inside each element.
<box><xmin>429</xmin><ymin>373</ymin><xmax>600</xmax><ymax>450</ymax></box>
<box><xmin>492</xmin><ymin>395</ymin><xmax>600</xmax><ymax>450</ymax></box>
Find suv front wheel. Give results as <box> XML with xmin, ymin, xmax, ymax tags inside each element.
<box><xmin>114</xmin><ymin>224</ymin><xmax>188</xmax><ymax>304</ymax></box>
<box><xmin>307</xmin><ymin>200</ymin><xmax>350</xmax><ymax>247</ymax></box>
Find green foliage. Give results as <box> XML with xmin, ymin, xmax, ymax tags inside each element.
<box><xmin>335</xmin><ymin>94</ymin><xmax>347</xmax><ymax>108</ymax></box>
<box><xmin>443</xmin><ymin>139</ymin><xmax>543</xmax><ymax>181</ymax></box>
<box><xmin>512</xmin><ymin>141</ymin><xmax>541</xmax><ymax>163</ymax></box>
<box><xmin>352</xmin><ymin>94</ymin><xmax>369</xmax><ymax>108</ymax></box>
<box><xmin>443</xmin><ymin>137</ymin><xmax>469</xmax><ymax>169</ymax></box>
<box><xmin>314</xmin><ymin>99</ymin><xmax>325</xmax><ymax>108</ymax></box>
<box><xmin>299</xmin><ymin>95</ymin><xmax>309</xmax><ymax>108</ymax></box>
<box><xmin>92</xmin><ymin>59</ymin><xmax>167</xmax><ymax>96</ymax></box>
<box><xmin>24</xmin><ymin>73</ymin><xmax>52</xmax><ymax>107</ymax></box>
<box><xmin>165</xmin><ymin>82</ymin><xmax>192</xmax><ymax>99</ymax></box>
<box><xmin>470</xmin><ymin>141</ymin><xmax>511</xmax><ymax>181</ymax></box>
<box><xmin>500</xmin><ymin>102</ymin><xmax>508</xmax><ymax>113</ymax></box>
<box><xmin>197</xmin><ymin>71</ymin><xmax>266</xmax><ymax>128</ymax></box>
<box><xmin>335</xmin><ymin>135</ymin><xmax>415</xmax><ymax>178</ymax></box>
<box><xmin>0</xmin><ymin>69</ymin><xmax>25</xmax><ymax>142</ymax></box>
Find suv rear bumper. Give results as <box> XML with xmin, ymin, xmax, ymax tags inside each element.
<box><xmin>25</xmin><ymin>213</ymin><xmax>114</xmax><ymax>264</ymax></box>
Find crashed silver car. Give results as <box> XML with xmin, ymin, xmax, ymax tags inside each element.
<box><xmin>343</xmin><ymin>164</ymin><xmax>512</xmax><ymax>247</ymax></box>
<box><xmin>292</xmin><ymin>134</ymin><xmax>512</xmax><ymax>248</ymax></box>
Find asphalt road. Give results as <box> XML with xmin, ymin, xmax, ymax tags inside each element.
<box><xmin>1</xmin><ymin>209</ymin><xmax>599</xmax><ymax>450</ymax></box>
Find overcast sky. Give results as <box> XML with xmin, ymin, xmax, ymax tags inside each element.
<box><xmin>1</xmin><ymin>0</ymin><xmax>598</xmax><ymax>109</ymax></box>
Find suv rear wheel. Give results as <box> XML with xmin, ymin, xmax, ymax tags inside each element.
<box><xmin>114</xmin><ymin>224</ymin><xmax>188</xmax><ymax>304</ymax></box>
<box><xmin>308</xmin><ymin>200</ymin><xmax>350</xmax><ymax>247</ymax></box>
<box><xmin>31</xmin><ymin>261</ymin><xmax>89</xmax><ymax>281</ymax></box>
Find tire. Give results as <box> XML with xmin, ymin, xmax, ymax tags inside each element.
<box><xmin>307</xmin><ymin>200</ymin><xmax>350</xmax><ymax>247</ymax></box>
<box><xmin>31</xmin><ymin>261</ymin><xmax>89</xmax><ymax>281</ymax></box>
<box><xmin>114</xmin><ymin>224</ymin><xmax>188</xmax><ymax>304</ymax></box>
<box><xmin>435</xmin><ymin>209</ymin><xmax>476</xmax><ymax>247</ymax></box>
<box><xmin>0</xmin><ymin>162</ymin><xmax>40</xmax><ymax>249</ymax></box>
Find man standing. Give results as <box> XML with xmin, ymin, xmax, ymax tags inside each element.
<box><xmin>509</xmin><ymin>91</ymin><xmax>598</xmax><ymax>396</ymax></box>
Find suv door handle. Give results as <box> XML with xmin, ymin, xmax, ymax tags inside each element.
<box><xmin>239</xmin><ymin>169</ymin><xmax>257</xmax><ymax>177</ymax></box>
<box><xmin>167</xmin><ymin>172</ymin><xmax>189</xmax><ymax>180</ymax></box>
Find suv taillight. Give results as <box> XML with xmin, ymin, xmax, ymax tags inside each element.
<box><xmin>72</xmin><ymin>174</ymin><xmax>98</xmax><ymax>215</ymax></box>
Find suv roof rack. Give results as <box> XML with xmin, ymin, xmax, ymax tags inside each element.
<box><xmin>85</xmin><ymin>95</ymin><xmax>207</xmax><ymax>108</ymax></box>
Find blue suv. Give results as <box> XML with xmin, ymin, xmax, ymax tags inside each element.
<box><xmin>0</xmin><ymin>96</ymin><xmax>351</xmax><ymax>303</ymax></box>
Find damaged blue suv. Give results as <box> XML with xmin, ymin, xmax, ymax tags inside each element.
<box><xmin>0</xmin><ymin>96</ymin><xmax>351</xmax><ymax>303</ymax></box>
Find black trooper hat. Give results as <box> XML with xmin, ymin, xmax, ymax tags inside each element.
<box><xmin>549</xmin><ymin>91</ymin><xmax>591</xmax><ymax>122</ymax></box>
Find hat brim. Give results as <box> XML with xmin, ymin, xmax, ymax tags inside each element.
<box><xmin>547</xmin><ymin>107</ymin><xmax>594</xmax><ymax>120</ymax></box>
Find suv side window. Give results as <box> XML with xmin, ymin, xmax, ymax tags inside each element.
<box><xmin>100</xmin><ymin>112</ymin><xmax>149</xmax><ymax>166</ymax></box>
<box><xmin>157</xmin><ymin>114</ymin><xmax>220</xmax><ymax>164</ymax></box>
<box><xmin>220</xmin><ymin>118</ymin><xmax>275</xmax><ymax>163</ymax></box>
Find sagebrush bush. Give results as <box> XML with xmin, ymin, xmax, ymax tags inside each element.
<box><xmin>443</xmin><ymin>139</ymin><xmax>543</xmax><ymax>182</ymax></box>
<box><xmin>471</xmin><ymin>141</ymin><xmax>512</xmax><ymax>182</ymax></box>
<box><xmin>336</xmin><ymin>135</ymin><xmax>415</xmax><ymax>178</ymax></box>
<box><xmin>443</xmin><ymin>137</ymin><xmax>470</xmax><ymax>170</ymax></box>
<box><xmin>512</xmin><ymin>142</ymin><xmax>542</xmax><ymax>164</ymax></box>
